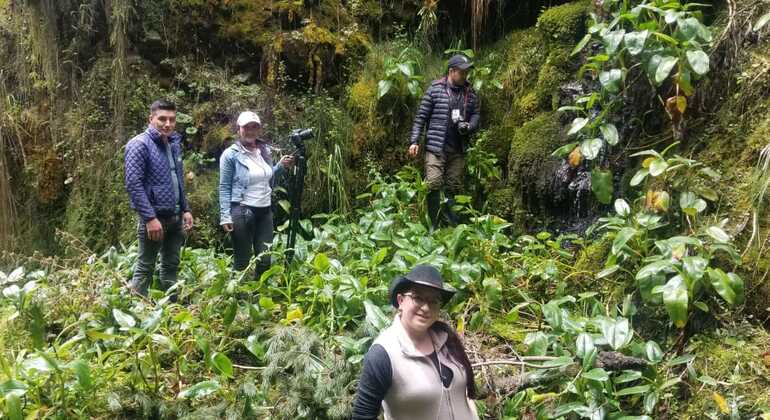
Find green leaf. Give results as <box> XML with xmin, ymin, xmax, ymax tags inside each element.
<box><xmin>5</xmin><ymin>394</ymin><xmax>22</xmax><ymax>420</ymax></box>
<box><xmin>667</xmin><ymin>354</ymin><xmax>695</xmax><ymax>366</ymax></box>
<box><xmin>568</xmin><ymin>118</ymin><xmax>589</xmax><ymax>136</ymax></box>
<box><xmin>377</xmin><ymin>80</ymin><xmax>393</xmax><ymax>99</ymax></box>
<box><xmin>637</xmin><ymin>260</ymin><xmax>672</xmax><ymax>280</ymax></box>
<box><xmin>603</xmin><ymin>30</ymin><xmax>626</xmax><ymax>55</ymax></box>
<box><xmin>679</xmin><ymin>191</ymin><xmax>707</xmax><ymax>215</ymax></box>
<box><xmin>644</xmin><ymin>391</ymin><xmax>658</xmax><ymax>414</ymax></box>
<box><xmin>600</xmin><ymin>123</ymin><xmax>620</xmax><ymax>146</ymax></box>
<box><xmin>222</xmin><ymin>298</ymin><xmax>237</xmax><ymax>327</ymax></box>
<box><xmin>583</xmin><ymin>368</ymin><xmax>610</xmax><ymax>381</ymax></box>
<box><xmin>601</xmin><ymin>318</ymin><xmax>632</xmax><ymax>350</ymax></box>
<box><xmin>707</xmin><ymin>268</ymin><xmax>743</xmax><ymax>306</ymax></box>
<box><xmin>600</xmin><ymin>69</ymin><xmax>623</xmax><ymax>93</ymax></box>
<box><xmin>686</xmin><ymin>50</ymin><xmax>709</xmax><ymax>75</ymax></box>
<box><xmin>576</xmin><ymin>333</ymin><xmax>595</xmax><ymax>358</ymax></box>
<box><xmin>209</xmin><ymin>352</ymin><xmax>233</xmax><ymax>378</ymax></box>
<box><xmin>624</xmin><ymin>30</ymin><xmax>649</xmax><ymax>55</ymax></box>
<box><xmin>661</xmin><ymin>275</ymin><xmax>689</xmax><ymax>328</ymax></box>
<box><xmin>258</xmin><ymin>296</ymin><xmax>276</xmax><ymax>311</ymax></box>
<box><xmin>754</xmin><ymin>12</ymin><xmax>770</xmax><ymax>31</ymax></box>
<box><xmin>597</xmin><ymin>265</ymin><xmax>620</xmax><ymax>279</ymax></box>
<box><xmin>615</xmin><ymin>384</ymin><xmax>651</xmax><ymax>396</ymax></box>
<box><xmin>552</xmin><ymin>141</ymin><xmax>579</xmax><ymax>158</ymax></box>
<box><xmin>0</xmin><ymin>380</ymin><xmax>28</xmax><ymax>398</ymax></box>
<box><xmin>655</xmin><ymin>56</ymin><xmax>679</xmax><ymax>85</ymax></box>
<box><xmin>245</xmin><ymin>335</ymin><xmax>266</xmax><ymax>361</ymax></box>
<box><xmin>614</xmin><ymin>198</ymin><xmax>631</xmax><ymax>217</ymax></box>
<box><xmin>112</xmin><ymin>308</ymin><xmax>136</xmax><ymax>329</ymax></box>
<box><xmin>185</xmin><ymin>126</ymin><xmax>198</xmax><ymax>136</ymax></box>
<box><xmin>313</xmin><ymin>253</ymin><xmax>331</xmax><ymax>272</ymax></box>
<box><xmin>630</xmin><ymin>168</ymin><xmax>649</xmax><ymax>186</ymax></box>
<box><xmin>72</xmin><ymin>359</ymin><xmax>93</xmax><ymax>390</ymax></box>
<box><xmin>581</xmin><ymin>138</ymin><xmax>604</xmax><ymax>160</ymax></box>
<box><xmin>178</xmin><ymin>380</ymin><xmax>220</xmax><ymax>399</ymax></box>
<box><xmin>649</xmin><ymin>158</ymin><xmax>669</xmax><ymax>177</ymax></box>
<box><xmin>539</xmin><ymin>356</ymin><xmax>574</xmax><ymax>368</ymax></box>
<box><xmin>614</xmin><ymin>370</ymin><xmax>643</xmax><ymax>383</ymax></box>
<box><xmin>682</xmin><ymin>256</ymin><xmax>707</xmax><ymax>282</ymax></box>
<box><xmin>706</xmin><ymin>226</ymin><xmax>730</xmax><ymax>242</ymax></box>
<box><xmin>645</xmin><ymin>341</ymin><xmax>663</xmax><ymax>363</ymax></box>
<box><xmin>591</xmin><ymin>169</ymin><xmax>613</xmax><ymax>204</ymax></box>
<box><xmin>364</xmin><ymin>300</ymin><xmax>390</xmax><ymax>332</ymax></box>
<box><xmin>572</xmin><ymin>34</ymin><xmax>592</xmax><ymax>56</ymax></box>
<box><xmin>612</xmin><ymin>227</ymin><xmax>637</xmax><ymax>255</ymax></box>
<box><xmin>371</xmin><ymin>248</ymin><xmax>389</xmax><ymax>266</ymax></box>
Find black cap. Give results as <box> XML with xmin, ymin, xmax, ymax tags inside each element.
<box><xmin>389</xmin><ymin>265</ymin><xmax>456</xmax><ymax>308</ymax></box>
<box><xmin>447</xmin><ymin>54</ymin><xmax>474</xmax><ymax>70</ymax></box>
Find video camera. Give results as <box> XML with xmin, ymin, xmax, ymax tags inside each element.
<box><xmin>290</xmin><ymin>128</ymin><xmax>314</xmax><ymax>148</ymax></box>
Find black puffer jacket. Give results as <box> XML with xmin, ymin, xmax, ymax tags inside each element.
<box><xmin>409</xmin><ymin>77</ymin><xmax>480</xmax><ymax>154</ymax></box>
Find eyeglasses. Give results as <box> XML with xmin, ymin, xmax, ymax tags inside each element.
<box><xmin>403</xmin><ymin>293</ymin><xmax>442</xmax><ymax>308</ymax></box>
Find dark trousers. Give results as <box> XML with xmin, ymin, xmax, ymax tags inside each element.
<box><xmin>231</xmin><ymin>203</ymin><xmax>273</xmax><ymax>278</ymax></box>
<box><xmin>129</xmin><ymin>215</ymin><xmax>185</xmax><ymax>296</ymax></box>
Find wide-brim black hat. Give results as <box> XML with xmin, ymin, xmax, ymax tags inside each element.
<box><xmin>389</xmin><ymin>264</ymin><xmax>456</xmax><ymax>308</ymax></box>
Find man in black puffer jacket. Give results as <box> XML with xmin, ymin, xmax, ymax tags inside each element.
<box><xmin>409</xmin><ymin>54</ymin><xmax>480</xmax><ymax>228</ymax></box>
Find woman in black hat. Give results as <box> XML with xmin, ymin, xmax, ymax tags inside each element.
<box><xmin>352</xmin><ymin>265</ymin><xmax>479</xmax><ymax>420</ymax></box>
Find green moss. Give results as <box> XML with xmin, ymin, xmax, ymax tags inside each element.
<box><xmin>536</xmin><ymin>0</ymin><xmax>590</xmax><ymax>43</ymax></box>
<box><xmin>678</xmin><ymin>325</ymin><xmax>770</xmax><ymax>417</ymax></box>
<box><xmin>348</xmin><ymin>77</ymin><xmax>378</xmax><ymax>117</ymax></box>
<box><xmin>508</xmin><ymin>112</ymin><xmax>564</xmax><ymax>182</ymax></box>
<box><xmin>535</xmin><ymin>48</ymin><xmax>571</xmax><ymax>109</ymax></box>
<box><xmin>486</xmin><ymin>187</ymin><xmax>523</xmax><ymax>228</ymax></box>
<box><xmin>573</xmin><ymin>237</ymin><xmax>611</xmax><ymax>281</ymax></box>
<box><xmin>489</xmin><ymin>319</ymin><xmax>529</xmax><ymax>353</ymax></box>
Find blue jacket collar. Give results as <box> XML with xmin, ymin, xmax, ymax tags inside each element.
<box><xmin>146</xmin><ymin>125</ymin><xmax>181</xmax><ymax>144</ymax></box>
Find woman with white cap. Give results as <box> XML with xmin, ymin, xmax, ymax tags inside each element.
<box><xmin>352</xmin><ymin>264</ymin><xmax>479</xmax><ymax>420</ymax></box>
<box><xmin>218</xmin><ymin>111</ymin><xmax>294</xmax><ymax>278</ymax></box>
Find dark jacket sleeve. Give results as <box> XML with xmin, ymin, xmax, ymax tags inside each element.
<box><xmin>352</xmin><ymin>344</ymin><xmax>392</xmax><ymax>420</ymax></box>
<box><xmin>466</xmin><ymin>89</ymin><xmax>480</xmax><ymax>134</ymax></box>
<box><xmin>124</xmin><ymin>139</ymin><xmax>157</xmax><ymax>222</ymax></box>
<box><xmin>409</xmin><ymin>87</ymin><xmax>435</xmax><ymax>145</ymax></box>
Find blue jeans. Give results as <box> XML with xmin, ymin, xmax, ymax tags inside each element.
<box><xmin>129</xmin><ymin>215</ymin><xmax>185</xmax><ymax>296</ymax></box>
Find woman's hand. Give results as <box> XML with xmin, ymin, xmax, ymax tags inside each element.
<box><xmin>222</xmin><ymin>223</ymin><xmax>233</xmax><ymax>232</ymax></box>
<box><xmin>280</xmin><ymin>155</ymin><xmax>296</xmax><ymax>169</ymax></box>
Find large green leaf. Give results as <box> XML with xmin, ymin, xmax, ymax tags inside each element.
<box><xmin>645</xmin><ymin>341</ymin><xmax>663</xmax><ymax>363</ymax></box>
<box><xmin>754</xmin><ymin>12</ymin><xmax>770</xmax><ymax>31</ymax></box>
<box><xmin>364</xmin><ymin>300</ymin><xmax>390</xmax><ymax>332</ymax></box>
<box><xmin>581</xmin><ymin>138</ymin><xmax>604</xmax><ymax>160</ymax></box>
<box><xmin>649</xmin><ymin>158</ymin><xmax>668</xmax><ymax>177</ymax></box>
<box><xmin>600</xmin><ymin>318</ymin><xmax>632</xmax><ymax>350</ymax></box>
<box><xmin>377</xmin><ymin>80</ymin><xmax>393</xmax><ymax>99</ymax></box>
<box><xmin>245</xmin><ymin>335</ymin><xmax>266</xmax><ymax>361</ymax></box>
<box><xmin>612</xmin><ymin>227</ymin><xmax>637</xmax><ymax>255</ymax></box>
<box><xmin>615</xmin><ymin>384</ymin><xmax>651</xmax><ymax>396</ymax></box>
<box><xmin>572</xmin><ymin>34</ymin><xmax>592</xmax><ymax>56</ymax></box>
<box><xmin>630</xmin><ymin>168</ymin><xmax>649</xmax><ymax>186</ymax></box>
<box><xmin>659</xmin><ymin>275</ymin><xmax>688</xmax><ymax>328</ymax></box>
<box><xmin>178</xmin><ymin>380</ymin><xmax>220</xmax><ymax>399</ymax></box>
<box><xmin>591</xmin><ymin>169</ymin><xmax>613</xmax><ymax>204</ymax></box>
<box><xmin>5</xmin><ymin>394</ymin><xmax>22</xmax><ymax>420</ymax></box>
<box><xmin>568</xmin><ymin>117</ymin><xmax>589</xmax><ymax>136</ymax></box>
<box><xmin>112</xmin><ymin>308</ymin><xmax>136</xmax><ymax>329</ymax></box>
<box><xmin>679</xmin><ymin>191</ymin><xmax>707</xmax><ymax>216</ymax></box>
<box><xmin>222</xmin><ymin>298</ymin><xmax>238</xmax><ymax>327</ymax></box>
<box><xmin>600</xmin><ymin>123</ymin><xmax>620</xmax><ymax>145</ymax></box>
<box><xmin>209</xmin><ymin>352</ymin><xmax>233</xmax><ymax>378</ymax></box>
<box><xmin>71</xmin><ymin>359</ymin><xmax>93</xmax><ymax>391</ymax></box>
<box><xmin>682</xmin><ymin>256</ymin><xmax>707</xmax><ymax>281</ymax></box>
<box><xmin>603</xmin><ymin>29</ymin><xmax>626</xmax><ymax>54</ymax></box>
<box><xmin>706</xmin><ymin>226</ymin><xmax>730</xmax><ymax>243</ymax></box>
<box><xmin>707</xmin><ymin>268</ymin><xmax>744</xmax><ymax>306</ymax></box>
<box><xmin>686</xmin><ymin>50</ymin><xmax>709</xmax><ymax>75</ymax></box>
<box><xmin>600</xmin><ymin>69</ymin><xmax>623</xmax><ymax>93</ymax></box>
<box><xmin>0</xmin><ymin>380</ymin><xmax>28</xmax><ymax>398</ymax></box>
<box><xmin>576</xmin><ymin>333</ymin><xmax>595</xmax><ymax>358</ymax></box>
<box><xmin>583</xmin><ymin>368</ymin><xmax>610</xmax><ymax>382</ymax></box>
<box><xmin>552</xmin><ymin>141</ymin><xmax>579</xmax><ymax>158</ymax></box>
<box><xmin>655</xmin><ymin>56</ymin><xmax>679</xmax><ymax>85</ymax></box>
<box><xmin>614</xmin><ymin>198</ymin><xmax>631</xmax><ymax>217</ymax></box>
<box><xmin>624</xmin><ymin>30</ymin><xmax>649</xmax><ymax>55</ymax></box>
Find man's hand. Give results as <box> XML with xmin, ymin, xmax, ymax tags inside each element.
<box><xmin>280</xmin><ymin>155</ymin><xmax>296</xmax><ymax>169</ymax></box>
<box><xmin>146</xmin><ymin>218</ymin><xmax>164</xmax><ymax>241</ymax></box>
<box><xmin>457</xmin><ymin>122</ymin><xmax>470</xmax><ymax>135</ymax></box>
<box><xmin>183</xmin><ymin>212</ymin><xmax>194</xmax><ymax>232</ymax></box>
<box><xmin>408</xmin><ymin>144</ymin><xmax>420</xmax><ymax>157</ymax></box>
<box><xmin>222</xmin><ymin>223</ymin><xmax>233</xmax><ymax>233</ymax></box>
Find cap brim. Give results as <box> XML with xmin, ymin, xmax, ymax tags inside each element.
<box><xmin>451</xmin><ymin>63</ymin><xmax>474</xmax><ymax>70</ymax></box>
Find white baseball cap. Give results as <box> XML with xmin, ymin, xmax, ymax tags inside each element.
<box><xmin>237</xmin><ymin>111</ymin><xmax>261</xmax><ymax>127</ymax></box>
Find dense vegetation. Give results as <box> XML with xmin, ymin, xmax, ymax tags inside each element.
<box><xmin>2</xmin><ymin>0</ymin><xmax>770</xmax><ymax>418</ymax></box>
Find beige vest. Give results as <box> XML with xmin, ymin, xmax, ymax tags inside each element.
<box><xmin>373</xmin><ymin>316</ymin><xmax>479</xmax><ymax>420</ymax></box>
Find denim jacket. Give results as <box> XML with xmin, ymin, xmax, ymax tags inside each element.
<box><xmin>124</xmin><ymin>126</ymin><xmax>190</xmax><ymax>222</ymax></box>
<box><xmin>219</xmin><ymin>140</ymin><xmax>285</xmax><ymax>225</ymax></box>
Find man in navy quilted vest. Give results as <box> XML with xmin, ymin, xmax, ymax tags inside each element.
<box><xmin>124</xmin><ymin>100</ymin><xmax>194</xmax><ymax>297</ymax></box>
<box><xmin>408</xmin><ymin>54</ymin><xmax>480</xmax><ymax>229</ymax></box>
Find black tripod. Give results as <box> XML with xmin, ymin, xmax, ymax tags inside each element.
<box><xmin>285</xmin><ymin>130</ymin><xmax>314</xmax><ymax>263</ymax></box>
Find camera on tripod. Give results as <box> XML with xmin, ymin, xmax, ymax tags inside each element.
<box><xmin>290</xmin><ymin>128</ymin><xmax>314</xmax><ymax>149</ymax></box>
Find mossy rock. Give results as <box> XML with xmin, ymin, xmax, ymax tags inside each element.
<box><xmin>678</xmin><ymin>324</ymin><xmax>770</xmax><ymax>417</ymax></box>
<box><xmin>573</xmin><ymin>236</ymin><xmax>611</xmax><ymax>281</ymax></box>
<box><xmin>536</xmin><ymin>0</ymin><xmax>590</xmax><ymax>43</ymax></box>
<box><xmin>534</xmin><ymin>48</ymin><xmax>572</xmax><ymax>109</ymax></box>
<box><xmin>348</xmin><ymin>77</ymin><xmax>378</xmax><ymax>117</ymax></box>
<box><xmin>486</xmin><ymin>186</ymin><xmax>523</xmax><ymax>228</ymax></box>
<box><xmin>498</xmin><ymin>29</ymin><xmax>548</xmax><ymax>101</ymax></box>
<box><xmin>508</xmin><ymin>112</ymin><xmax>564</xmax><ymax>182</ymax></box>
